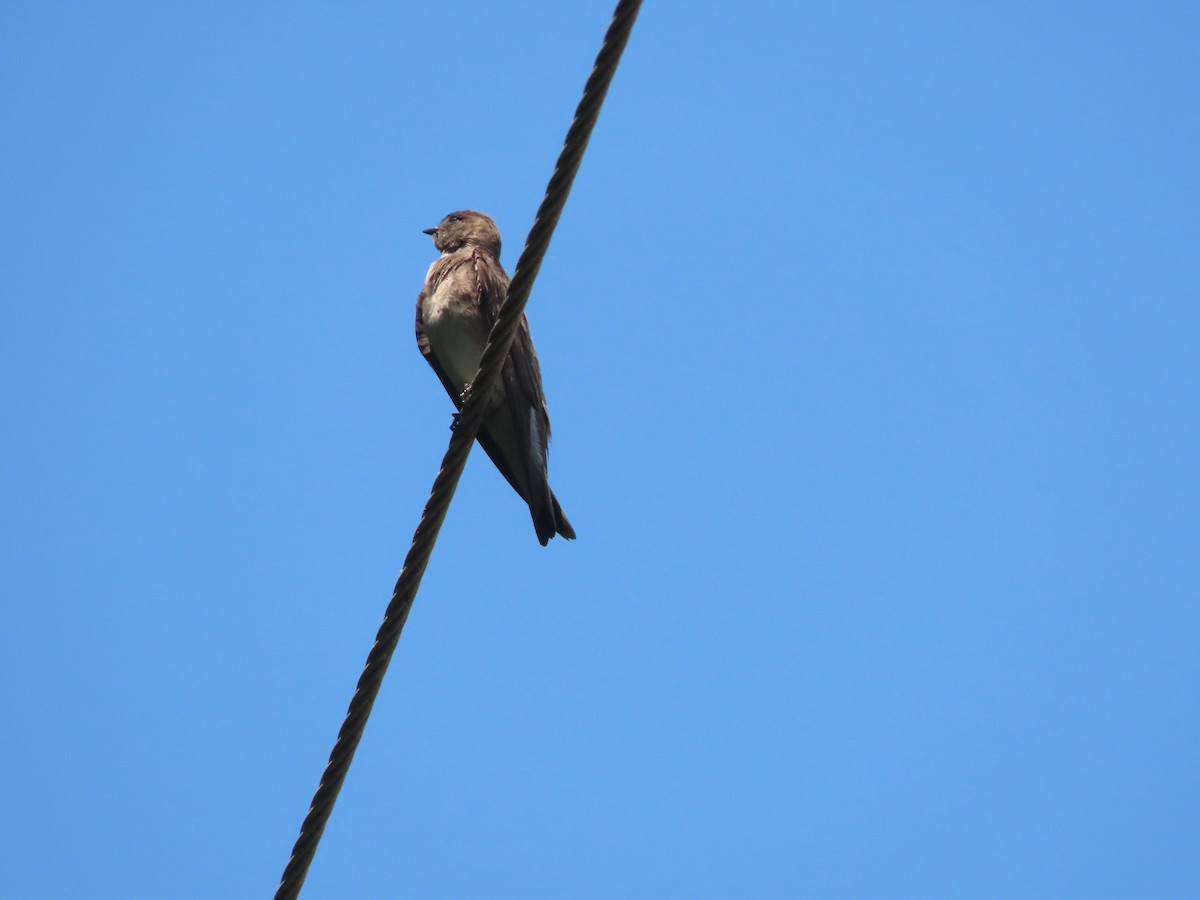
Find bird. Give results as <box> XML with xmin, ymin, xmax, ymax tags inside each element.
<box><xmin>415</xmin><ymin>210</ymin><xmax>575</xmax><ymax>545</ymax></box>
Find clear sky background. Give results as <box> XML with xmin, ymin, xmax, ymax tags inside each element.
<box><xmin>2</xmin><ymin>3</ymin><xmax>1197</xmax><ymax>898</ymax></box>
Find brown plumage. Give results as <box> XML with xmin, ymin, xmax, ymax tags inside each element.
<box><xmin>415</xmin><ymin>210</ymin><xmax>575</xmax><ymax>545</ymax></box>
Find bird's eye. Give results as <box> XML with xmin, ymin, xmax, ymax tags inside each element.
<box><xmin>448</xmin><ymin>214</ymin><xmax>463</xmax><ymax>223</ymax></box>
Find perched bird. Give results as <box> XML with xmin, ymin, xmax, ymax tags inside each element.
<box><xmin>415</xmin><ymin>210</ymin><xmax>575</xmax><ymax>545</ymax></box>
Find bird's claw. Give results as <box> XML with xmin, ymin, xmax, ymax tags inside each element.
<box><xmin>450</xmin><ymin>383</ymin><xmax>475</xmax><ymax>431</ymax></box>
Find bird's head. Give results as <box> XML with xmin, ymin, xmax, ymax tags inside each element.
<box><xmin>423</xmin><ymin>210</ymin><xmax>501</xmax><ymax>256</ymax></box>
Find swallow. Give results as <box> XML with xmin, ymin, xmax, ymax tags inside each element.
<box><xmin>415</xmin><ymin>210</ymin><xmax>575</xmax><ymax>545</ymax></box>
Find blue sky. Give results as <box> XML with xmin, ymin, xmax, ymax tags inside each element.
<box><xmin>2</xmin><ymin>2</ymin><xmax>1197</xmax><ymax>897</ymax></box>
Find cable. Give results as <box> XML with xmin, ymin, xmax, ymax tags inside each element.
<box><xmin>275</xmin><ymin>2</ymin><xmax>641</xmax><ymax>896</ymax></box>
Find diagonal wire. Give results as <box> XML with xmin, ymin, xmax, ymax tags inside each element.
<box><xmin>274</xmin><ymin>2</ymin><xmax>641</xmax><ymax>897</ymax></box>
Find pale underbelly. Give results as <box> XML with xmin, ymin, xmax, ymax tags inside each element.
<box><xmin>426</xmin><ymin>318</ymin><xmax>485</xmax><ymax>393</ymax></box>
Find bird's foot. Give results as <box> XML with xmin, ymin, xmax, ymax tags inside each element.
<box><xmin>450</xmin><ymin>383</ymin><xmax>475</xmax><ymax>430</ymax></box>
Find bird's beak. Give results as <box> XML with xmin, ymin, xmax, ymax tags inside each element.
<box><xmin>422</xmin><ymin>227</ymin><xmax>438</xmax><ymax>236</ymax></box>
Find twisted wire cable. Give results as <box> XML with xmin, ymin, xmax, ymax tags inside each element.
<box><xmin>275</xmin><ymin>2</ymin><xmax>641</xmax><ymax>896</ymax></box>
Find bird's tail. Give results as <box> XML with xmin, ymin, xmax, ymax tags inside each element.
<box><xmin>533</xmin><ymin>489</ymin><xmax>575</xmax><ymax>546</ymax></box>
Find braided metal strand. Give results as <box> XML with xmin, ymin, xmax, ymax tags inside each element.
<box><xmin>275</xmin><ymin>2</ymin><xmax>641</xmax><ymax>897</ymax></box>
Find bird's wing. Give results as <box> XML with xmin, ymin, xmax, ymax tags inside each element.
<box><xmin>474</xmin><ymin>249</ymin><xmax>560</xmax><ymax>543</ymax></box>
<box><xmin>472</xmin><ymin>249</ymin><xmax>553</xmax><ymax>452</ymax></box>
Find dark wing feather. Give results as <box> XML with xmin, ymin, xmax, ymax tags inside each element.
<box><xmin>472</xmin><ymin>250</ymin><xmax>570</xmax><ymax>543</ymax></box>
<box><xmin>468</xmin><ymin>249</ymin><xmax>551</xmax><ymax>500</ymax></box>
<box><xmin>471</xmin><ymin>249</ymin><xmax>553</xmax><ymax>452</ymax></box>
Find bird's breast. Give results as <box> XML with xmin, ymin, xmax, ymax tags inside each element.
<box><xmin>421</xmin><ymin>280</ymin><xmax>487</xmax><ymax>393</ymax></box>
